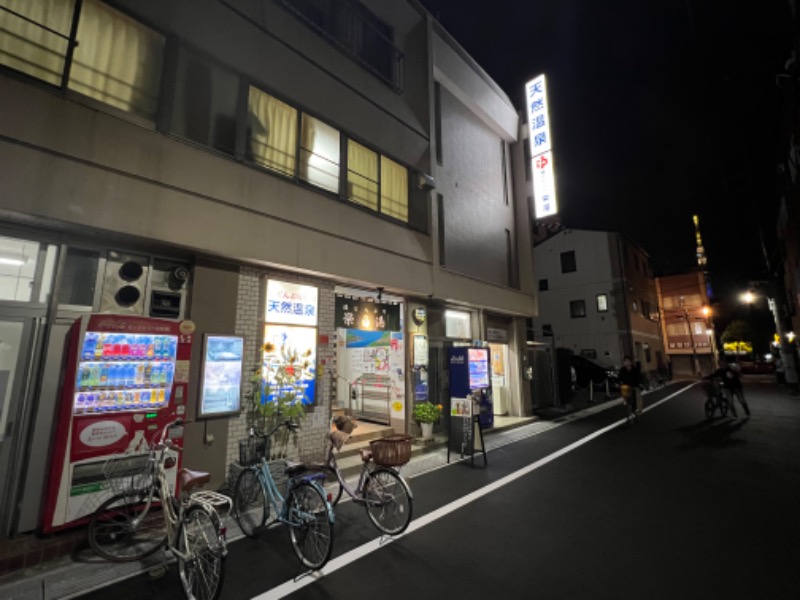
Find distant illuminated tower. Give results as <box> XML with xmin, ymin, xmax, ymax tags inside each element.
<box><xmin>693</xmin><ymin>214</ymin><xmax>713</xmax><ymax>299</ymax></box>
<box><xmin>693</xmin><ymin>214</ymin><xmax>707</xmax><ymax>268</ymax></box>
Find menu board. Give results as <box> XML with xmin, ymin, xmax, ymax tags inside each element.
<box><xmin>198</xmin><ymin>335</ymin><xmax>244</xmax><ymax>418</ymax></box>
<box><xmin>468</xmin><ymin>348</ymin><xmax>489</xmax><ymax>389</ymax></box>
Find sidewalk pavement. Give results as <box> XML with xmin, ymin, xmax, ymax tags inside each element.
<box><xmin>0</xmin><ymin>391</ymin><xmax>635</xmax><ymax>600</ymax></box>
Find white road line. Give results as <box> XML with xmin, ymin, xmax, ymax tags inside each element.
<box><xmin>253</xmin><ymin>382</ymin><xmax>697</xmax><ymax>600</ymax></box>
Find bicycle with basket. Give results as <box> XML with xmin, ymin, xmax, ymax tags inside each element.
<box><xmin>319</xmin><ymin>416</ymin><xmax>414</xmax><ymax>536</ymax></box>
<box><xmin>232</xmin><ymin>419</ymin><xmax>336</xmax><ymax>571</ymax></box>
<box><xmin>702</xmin><ymin>376</ymin><xmax>729</xmax><ymax>419</ymax></box>
<box><xmin>87</xmin><ymin>419</ymin><xmax>231</xmax><ymax>600</ymax></box>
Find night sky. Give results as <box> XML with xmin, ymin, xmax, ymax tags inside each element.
<box><xmin>419</xmin><ymin>0</ymin><xmax>794</xmax><ymax>329</ymax></box>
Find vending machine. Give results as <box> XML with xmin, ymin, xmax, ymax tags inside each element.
<box><xmin>42</xmin><ymin>314</ymin><xmax>194</xmax><ymax>533</ymax></box>
<box><xmin>448</xmin><ymin>347</ymin><xmax>493</xmax><ymax>426</ymax></box>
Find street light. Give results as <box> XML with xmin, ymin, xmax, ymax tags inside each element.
<box><xmin>741</xmin><ymin>291</ymin><xmax>756</xmax><ymax>304</ymax></box>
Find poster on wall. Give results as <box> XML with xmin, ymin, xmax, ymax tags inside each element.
<box><xmin>263</xmin><ymin>325</ymin><xmax>317</xmax><ymax>405</ymax></box>
<box><xmin>198</xmin><ymin>335</ymin><xmax>244</xmax><ymax>418</ymax></box>
<box><xmin>336</xmin><ymin>328</ymin><xmax>405</xmax><ymax>420</ymax></box>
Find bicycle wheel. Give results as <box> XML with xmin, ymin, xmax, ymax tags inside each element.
<box><xmin>177</xmin><ymin>505</ymin><xmax>225</xmax><ymax>600</ymax></box>
<box><xmin>719</xmin><ymin>397</ymin><xmax>729</xmax><ymax>418</ymax></box>
<box><xmin>88</xmin><ymin>491</ymin><xmax>167</xmax><ymax>562</ymax></box>
<box><xmin>286</xmin><ymin>481</ymin><xmax>334</xmax><ymax>570</ymax></box>
<box><xmin>233</xmin><ymin>468</ymin><xmax>266</xmax><ymax>537</ymax></box>
<box><xmin>704</xmin><ymin>398</ymin><xmax>715</xmax><ymax>420</ymax></box>
<box><xmin>363</xmin><ymin>468</ymin><xmax>413</xmax><ymax>535</ymax></box>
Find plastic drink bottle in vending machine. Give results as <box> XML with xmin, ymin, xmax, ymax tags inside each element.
<box><xmin>94</xmin><ymin>334</ymin><xmax>104</xmax><ymax>360</ymax></box>
<box><xmin>82</xmin><ymin>333</ymin><xmax>97</xmax><ymax>361</ymax></box>
<box><xmin>154</xmin><ymin>336</ymin><xmax>163</xmax><ymax>359</ymax></box>
<box><xmin>119</xmin><ymin>335</ymin><xmax>130</xmax><ymax>359</ymax></box>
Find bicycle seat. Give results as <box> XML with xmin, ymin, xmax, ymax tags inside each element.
<box><xmin>284</xmin><ymin>461</ymin><xmax>309</xmax><ymax>477</ymax></box>
<box><xmin>179</xmin><ymin>468</ymin><xmax>210</xmax><ymax>492</ymax></box>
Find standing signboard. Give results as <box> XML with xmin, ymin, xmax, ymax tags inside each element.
<box><xmin>447</xmin><ymin>347</ymin><xmax>488</xmax><ymax>466</ymax></box>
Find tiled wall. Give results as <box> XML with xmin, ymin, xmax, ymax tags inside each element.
<box><xmin>226</xmin><ymin>267</ymin><xmax>334</xmax><ymax>482</ymax></box>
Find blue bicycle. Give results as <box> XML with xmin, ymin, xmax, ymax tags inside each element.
<box><xmin>233</xmin><ymin>420</ymin><xmax>335</xmax><ymax>570</ymax></box>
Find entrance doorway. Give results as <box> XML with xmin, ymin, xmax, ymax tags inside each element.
<box><xmin>0</xmin><ymin>311</ymin><xmax>46</xmax><ymax>535</ymax></box>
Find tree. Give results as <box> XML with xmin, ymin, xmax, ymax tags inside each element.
<box><xmin>720</xmin><ymin>319</ymin><xmax>757</xmax><ymax>353</ymax></box>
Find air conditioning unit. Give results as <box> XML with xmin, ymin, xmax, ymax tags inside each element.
<box><xmin>148</xmin><ymin>259</ymin><xmax>190</xmax><ymax>320</ymax></box>
<box><xmin>99</xmin><ymin>251</ymin><xmax>149</xmax><ymax>315</ymax></box>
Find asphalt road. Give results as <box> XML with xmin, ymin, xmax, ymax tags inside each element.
<box><xmin>78</xmin><ymin>379</ymin><xmax>800</xmax><ymax>600</ymax></box>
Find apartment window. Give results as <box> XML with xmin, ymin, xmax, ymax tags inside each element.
<box><xmin>300</xmin><ymin>114</ymin><xmax>340</xmax><ymax>193</ymax></box>
<box><xmin>276</xmin><ymin>0</ymin><xmax>402</xmax><ymax>92</ymax></box>
<box><xmin>561</xmin><ymin>250</ymin><xmax>576</xmax><ymax>273</ymax></box>
<box><xmin>0</xmin><ymin>0</ymin><xmax>74</xmax><ymax>86</ymax></box>
<box><xmin>70</xmin><ymin>0</ymin><xmax>164</xmax><ymax>119</ymax></box>
<box><xmin>539</xmin><ymin>279</ymin><xmax>549</xmax><ymax>291</ymax></box>
<box><xmin>434</xmin><ymin>83</ymin><xmax>443</xmax><ymax>165</ymax></box>
<box><xmin>523</xmin><ymin>142</ymin><xmax>531</xmax><ymax>181</ymax></box>
<box><xmin>596</xmin><ymin>294</ymin><xmax>608</xmax><ymax>312</ymax></box>
<box><xmin>347</xmin><ymin>139</ymin><xmax>378</xmax><ymax>210</ymax></box>
<box><xmin>0</xmin><ymin>0</ymin><xmax>165</xmax><ymax>120</ymax></box>
<box><xmin>437</xmin><ymin>194</ymin><xmax>445</xmax><ymax>266</ymax></box>
<box><xmin>246</xmin><ymin>87</ymin><xmax>298</xmax><ymax>177</ymax></box>
<box><xmin>172</xmin><ymin>50</ymin><xmax>238</xmax><ymax>155</ymax></box>
<box><xmin>57</xmin><ymin>248</ymin><xmax>100</xmax><ymax>307</ymax></box>
<box><xmin>380</xmin><ymin>156</ymin><xmax>408</xmax><ymax>222</ymax></box>
<box><xmin>570</xmin><ymin>300</ymin><xmax>586</xmax><ymax>318</ymax></box>
<box><xmin>667</xmin><ymin>323</ymin><xmax>689</xmax><ymax>336</ymax></box>
<box><xmin>542</xmin><ymin>324</ymin><xmax>553</xmax><ymax>336</ymax></box>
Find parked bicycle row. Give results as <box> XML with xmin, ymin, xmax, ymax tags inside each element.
<box><xmin>85</xmin><ymin>416</ymin><xmax>414</xmax><ymax>600</ymax></box>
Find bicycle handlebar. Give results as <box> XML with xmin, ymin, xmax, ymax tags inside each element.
<box><xmin>152</xmin><ymin>419</ymin><xmax>190</xmax><ymax>451</ymax></box>
<box><xmin>249</xmin><ymin>419</ymin><xmax>299</xmax><ymax>439</ymax></box>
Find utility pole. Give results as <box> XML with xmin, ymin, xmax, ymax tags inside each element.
<box><xmin>680</xmin><ymin>297</ymin><xmax>701</xmax><ymax>377</ymax></box>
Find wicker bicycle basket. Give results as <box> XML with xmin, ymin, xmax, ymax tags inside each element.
<box><xmin>239</xmin><ymin>435</ymin><xmax>270</xmax><ymax>466</ymax></box>
<box><xmin>370</xmin><ymin>435</ymin><xmax>412</xmax><ymax>467</ymax></box>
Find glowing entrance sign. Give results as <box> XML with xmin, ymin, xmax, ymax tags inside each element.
<box><xmin>525</xmin><ymin>74</ymin><xmax>558</xmax><ymax>218</ymax></box>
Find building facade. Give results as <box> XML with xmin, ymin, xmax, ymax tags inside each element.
<box><xmin>0</xmin><ymin>0</ymin><xmax>538</xmax><ymax>537</ymax></box>
<box><xmin>655</xmin><ymin>272</ymin><xmax>716</xmax><ymax>377</ymax></box>
<box><xmin>532</xmin><ymin>228</ymin><xmax>665</xmax><ymax>374</ymax></box>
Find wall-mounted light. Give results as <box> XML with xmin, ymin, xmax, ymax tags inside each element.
<box><xmin>417</xmin><ymin>173</ymin><xmax>436</xmax><ymax>191</ymax></box>
<box><xmin>787</xmin><ymin>331</ymin><xmax>796</xmax><ymax>343</ymax></box>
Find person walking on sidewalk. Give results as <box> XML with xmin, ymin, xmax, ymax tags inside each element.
<box><xmin>618</xmin><ymin>356</ymin><xmax>643</xmax><ymax>419</ymax></box>
<box><xmin>714</xmin><ymin>357</ymin><xmax>751</xmax><ymax>418</ymax></box>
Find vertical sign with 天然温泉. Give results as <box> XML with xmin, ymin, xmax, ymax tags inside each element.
<box><xmin>263</xmin><ymin>280</ymin><xmax>318</xmax><ymax>405</ymax></box>
<box><xmin>525</xmin><ymin>74</ymin><xmax>558</xmax><ymax>219</ymax></box>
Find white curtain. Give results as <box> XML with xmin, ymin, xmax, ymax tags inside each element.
<box><xmin>69</xmin><ymin>0</ymin><xmax>164</xmax><ymax>119</ymax></box>
<box><xmin>380</xmin><ymin>156</ymin><xmax>408</xmax><ymax>222</ymax></box>
<box><xmin>248</xmin><ymin>86</ymin><xmax>297</xmax><ymax>177</ymax></box>
<box><xmin>300</xmin><ymin>115</ymin><xmax>340</xmax><ymax>194</ymax></box>
<box><xmin>0</xmin><ymin>0</ymin><xmax>75</xmax><ymax>85</ymax></box>
<box><xmin>347</xmin><ymin>139</ymin><xmax>378</xmax><ymax>210</ymax></box>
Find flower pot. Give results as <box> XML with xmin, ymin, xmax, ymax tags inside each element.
<box><xmin>420</xmin><ymin>422</ymin><xmax>434</xmax><ymax>440</ymax></box>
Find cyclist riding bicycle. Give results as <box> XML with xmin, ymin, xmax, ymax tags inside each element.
<box><xmin>618</xmin><ymin>356</ymin><xmax>643</xmax><ymax>420</ymax></box>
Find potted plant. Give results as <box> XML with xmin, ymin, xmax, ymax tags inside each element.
<box><xmin>412</xmin><ymin>401</ymin><xmax>442</xmax><ymax>440</ymax></box>
<box><xmin>243</xmin><ymin>341</ymin><xmax>313</xmax><ymax>460</ymax></box>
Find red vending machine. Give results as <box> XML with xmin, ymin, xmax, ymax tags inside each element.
<box><xmin>42</xmin><ymin>314</ymin><xmax>194</xmax><ymax>533</ymax></box>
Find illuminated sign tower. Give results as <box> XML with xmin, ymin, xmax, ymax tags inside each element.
<box><xmin>525</xmin><ymin>74</ymin><xmax>558</xmax><ymax>218</ymax></box>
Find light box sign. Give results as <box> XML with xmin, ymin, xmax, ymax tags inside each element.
<box><xmin>533</xmin><ymin>151</ymin><xmax>557</xmax><ymax>218</ymax></box>
<box><xmin>525</xmin><ymin>74</ymin><xmax>558</xmax><ymax>218</ymax></box>
<box><xmin>263</xmin><ymin>325</ymin><xmax>317</xmax><ymax>405</ymax></box>
<box><xmin>198</xmin><ymin>335</ymin><xmax>244</xmax><ymax>418</ymax></box>
<box><xmin>266</xmin><ymin>280</ymin><xmax>318</xmax><ymax>326</ymax></box>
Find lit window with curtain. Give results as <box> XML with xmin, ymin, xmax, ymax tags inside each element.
<box><xmin>69</xmin><ymin>0</ymin><xmax>164</xmax><ymax>120</ymax></box>
<box><xmin>247</xmin><ymin>87</ymin><xmax>298</xmax><ymax>177</ymax></box>
<box><xmin>380</xmin><ymin>156</ymin><xmax>408</xmax><ymax>222</ymax></box>
<box><xmin>299</xmin><ymin>114</ymin><xmax>340</xmax><ymax>193</ymax></box>
<box><xmin>347</xmin><ymin>140</ymin><xmax>378</xmax><ymax>210</ymax></box>
<box><xmin>0</xmin><ymin>0</ymin><xmax>75</xmax><ymax>86</ymax></box>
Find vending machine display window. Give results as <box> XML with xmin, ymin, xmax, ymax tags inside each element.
<box><xmin>198</xmin><ymin>334</ymin><xmax>244</xmax><ymax>418</ymax></box>
<box><xmin>74</xmin><ymin>332</ymin><xmax>178</xmax><ymax>413</ymax></box>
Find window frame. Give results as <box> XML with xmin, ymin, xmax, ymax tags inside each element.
<box><xmin>596</xmin><ymin>293</ymin><xmax>608</xmax><ymax>312</ymax></box>
<box><xmin>570</xmin><ymin>299</ymin><xmax>586</xmax><ymax>319</ymax></box>
<box><xmin>560</xmin><ymin>250</ymin><xmax>576</xmax><ymax>273</ymax></box>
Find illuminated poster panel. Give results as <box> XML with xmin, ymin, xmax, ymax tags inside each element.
<box><xmin>525</xmin><ymin>74</ymin><xmax>558</xmax><ymax>218</ymax></box>
<box><xmin>198</xmin><ymin>335</ymin><xmax>244</xmax><ymax>417</ymax></box>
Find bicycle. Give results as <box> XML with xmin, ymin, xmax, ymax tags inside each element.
<box><xmin>318</xmin><ymin>416</ymin><xmax>413</xmax><ymax>536</ymax></box>
<box><xmin>233</xmin><ymin>420</ymin><xmax>335</xmax><ymax>571</ymax></box>
<box><xmin>620</xmin><ymin>384</ymin><xmax>637</xmax><ymax>425</ymax></box>
<box><xmin>87</xmin><ymin>419</ymin><xmax>231</xmax><ymax>600</ymax></box>
<box><xmin>703</xmin><ymin>377</ymin><xmax>729</xmax><ymax>419</ymax></box>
